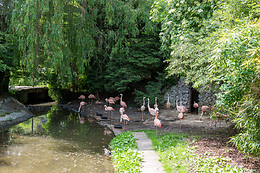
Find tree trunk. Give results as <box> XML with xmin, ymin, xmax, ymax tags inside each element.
<box><xmin>0</xmin><ymin>71</ymin><xmax>10</xmax><ymax>95</ymax></box>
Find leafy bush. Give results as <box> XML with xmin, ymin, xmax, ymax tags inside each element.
<box><xmin>109</xmin><ymin>131</ymin><xmax>142</xmax><ymax>173</ymax></box>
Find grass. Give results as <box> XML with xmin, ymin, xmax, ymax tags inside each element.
<box><xmin>109</xmin><ymin>130</ymin><xmax>253</xmax><ymax>172</ymax></box>
<box><xmin>144</xmin><ymin>130</ymin><xmax>190</xmax><ymax>172</ymax></box>
<box><xmin>143</xmin><ymin>130</ymin><xmax>251</xmax><ymax>173</ymax></box>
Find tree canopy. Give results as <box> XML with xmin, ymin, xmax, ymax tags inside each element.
<box><xmin>151</xmin><ymin>0</ymin><xmax>260</xmax><ymax>156</ymax></box>
<box><xmin>10</xmin><ymin>0</ymin><xmax>163</xmax><ymax>95</ymax></box>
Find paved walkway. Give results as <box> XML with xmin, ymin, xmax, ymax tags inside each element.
<box><xmin>133</xmin><ymin>132</ymin><xmax>166</xmax><ymax>173</ymax></box>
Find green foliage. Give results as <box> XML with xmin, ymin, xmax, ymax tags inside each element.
<box><xmin>206</xmin><ymin>1</ymin><xmax>260</xmax><ymax>157</ymax></box>
<box><xmin>104</xmin><ymin>34</ymin><xmax>162</xmax><ymax>93</ymax></box>
<box><xmin>144</xmin><ymin>130</ymin><xmax>251</xmax><ymax>172</ymax></box>
<box><xmin>189</xmin><ymin>151</ymin><xmax>246</xmax><ymax>173</ymax></box>
<box><xmin>152</xmin><ymin>0</ymin><xmax>260</xmax><ymax>157</ymax></box>
<box><xmin>9</xmin><ymin>0</ymin><xmax>165</xmax><ymax>98</ymax></box>
<box><xmin>109</xmin><ymin>131</ymin><xmax>141</xmax><ymax>173</ymax></box>
<box><xmin>150</xmin><ymin>0</ymin><xmax>218</xmax><ymax>89</ymax></box>
<box><xmin>0</xmin><ymin>113</ymin><xmax>6</xmax><ymax>117</ymax></box>
<box><xmin>134</xmin><ymin>72</ymin><xmax>171</xmax><ymax>106</ymax></box>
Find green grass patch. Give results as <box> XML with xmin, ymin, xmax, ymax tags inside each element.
<box><xmin>109</xmin><ymin>131</ymin><xmax>142</xmax><ymax>173</ymax></box>
<box><xmin>144</xmin><ymin>130</ymin><xmax>190</xmax><ymax>172</ymax></box>
<box><xmin>143</xmin><ymin>130</ymin><xmax>250</xmax><ymax>173</ymax></box>
<box><xmin>0</xmin><ymin>113</ymin><xmax>6</xmax><ymax>117</ymax></box>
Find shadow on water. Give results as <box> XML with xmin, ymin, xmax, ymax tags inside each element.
<box><xmin>0</xmin><ymin>104</ymin><xmax>115</xmax><ymax>173</ymax></box>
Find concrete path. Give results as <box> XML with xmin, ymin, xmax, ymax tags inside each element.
<box><xmin>133</xmin><ymin>132</ymin><xmax>166</xmax><ymax>173</ymax></box>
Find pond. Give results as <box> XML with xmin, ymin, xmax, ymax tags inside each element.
<box><xmin>0</xmin><ymin>104</ymin><xmax>115</xmax><ymax>173</ymax></box>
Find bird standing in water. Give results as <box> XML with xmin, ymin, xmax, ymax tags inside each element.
<box><xmin>121</xmin><ymin>114</ymin><xmax>130</xmax><ymax>130</ymax></box>
<box><xmin>78</xmin><ymin>101</ymin><xmax>86</xmax><ymax>112</ymax></box>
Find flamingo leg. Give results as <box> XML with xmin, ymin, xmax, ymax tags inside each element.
<box><xmin>179</xmin><ymin>121</ymin><xmax>182</xmax><ymax>133</ymax></box>
<box><xmin>142</xmin><ymin>112</ymin><xmax>144</xmax><ymax>122</ymax></box>
<box><xmin>200</xmin><ymin>111</ymin><xmax>204</xmax><ymax>121</ymax></box>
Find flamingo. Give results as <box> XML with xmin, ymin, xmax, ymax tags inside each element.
<box><xmin>105</xmin><ymin>98</ymin><xmax>115</xmax><ymax>105</ymax></box>
<box><xmin>180</xmin><ymin>101</ymin><xmax>188</xmax><ymax>112</ymax></box>
<box><xmin>114</xmin><ymin>96</ymin><xmax>120</xmax><ymax>103</ymax></box>
<box><xmin>120</xmin><ymin>94</ymin><xmax>127</xmax><ymax>108</ymax></box>
<box><xmin>119</xmin><ymin>107</ymin><xmax>125</xmax><ymax>122</ymax></box>
<box><xmin>121</xmin><ymin>114</ymin><xmax>130</xmax><ymax>130</ymax></box>
<box><xmin>176</xmin><ymin>96</ymin><xmax>183</xmax><ymax>113</ymax></box>
<box><xmin>78</xmin><ymin>101</ymin><xmax>86</xmax><ymax>112</ymax></box>
<box><xmin>78</xmin><ymin>95</ymin><xmax>85</xmax><ymax>101</ymax></box>
<box><xmin>193</xmin><ymin>101</ymin><xmax>199</xmax><ymax>108</ymax></box>
<box><xmin>78</xmin><ymin>113</ymin><xmax>85</xmax><ymax>123</ymax></box>
<box><xmin>88</xmin><ymin>94</ymin><xmax>96</xmax><ymax>103</ymax></box>
<box><xmin>193</xmin><ymin>101</ymin><xmax>199</xmax><ymax>114</ymax></box>
<box><xmin>141</xmin><ymin>97</ymin><xmax>146</xmax><ymax>121</ymax></box>
<box><xmin>104</xmin><ymin>105</ymin><xmax>115</xmax><ymax>118</ymax></box>
<box><xmin>178</xmin><ymin>112</ymin><xmax>184</xmax><ymax>132</ymax></box>
<box><xmin>154</xmin><ymin>97</ymin><xmax>158</xmax><ymax>109</ymax></box>
<box><xmin>166</xmin><ymin>94</ymin><xmax>171</xmax><ymax>109</ymax></box>
<box><xmin>210</xmin><ymin>112</ymin><xmax>227</xmax><ymax>127</ymax></box>
<box><xmin>200</xmin><ymin>105</ymin><xmax>211</xmax><ymax>121</ymax></box>
<box><xmin>154</xmin><ymin>115</ymin><xmax>161</xmax><ymax>130</ymax></box>
<box><xmin>147</xmin><ymin>98</ymin><xmax>158</xmax><ymax>116</ymax></box>
<box><xmin>154</xmin><ymin>97</ymin><xmax>159</xmax><ymax>114</ymax></box>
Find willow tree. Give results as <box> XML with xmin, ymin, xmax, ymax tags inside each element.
<box><xmin>11</xmin><ymin>0</ymin><xmax>99</xmax><ymax>89</ymax></box>
<box><xmin>11</xmin><ymin>0</ymin><xmax>161</xmax><ymax>96</ymax></box>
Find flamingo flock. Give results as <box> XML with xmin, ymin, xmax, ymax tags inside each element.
<box><xmin>76</xmin><ymin>93</ymin><xmax>222</xmax><ymax>132</ymax></box>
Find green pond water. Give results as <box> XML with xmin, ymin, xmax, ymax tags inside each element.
<box><xmin>0</xmin><ymin>105</ymin><xmax>115</xmax><ymax>173</ymax></box>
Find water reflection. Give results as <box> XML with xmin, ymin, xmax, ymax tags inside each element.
<box><xmin>0</xmin><ymin>105</ymin><xmax>115</xmax><ymax>173</ymax></box>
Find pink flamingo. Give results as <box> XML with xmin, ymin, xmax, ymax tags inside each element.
<box><xmin>154</xmin><ymin>97</ymin><xmax>159</xmax><ymax>114</ymax></box>
<box><xmin>176</xmin><ymin>96</ymin><xmax>187</xmax><ymax>113</ymax></box>
<box><xmin>193</xmin><ymin>101</ymin><xmax>199</xmax><ymax>108</ymax></box>
<box><xmin>166</xmin><ymin>94</ymin><xmax>171</xmax><ymax>109</ymax></box>
<box><xmin>200</xmin><ymin>105</ymin><xmax>211</xmax><ymax>121</ymax></box>
<box><xmin>121</xmin><ymin>114</ymin><xmax>130</xmax><ymax>130</ymax></box>
<box><xmin>104</xmin><ymin>105</ymin><xmax>115</xmax><ymax>118</ymax></box>
<box><xmin>154</xmin><ymin>115</ymin><xmax>161</xmax><ymax>130</ymax></box>
<box><xmin>141</xmin><ymin>97</ymin><xmax>146</xmax><ymax>121</ymax></box>
<box><xmin>176</xmin><ymin>96</ymin><xmax>183</xmax><ymax>113</ymax></box>
<box><xmin>88</xmin><ymin>94</ymin><xmax>96</xmax><ymax>103</ymax></box>
<box><xmin>120</xmin><ymin>94</ymin><xmax>127</xmax><ymax>108</ymax></box>
<box><xmin>178</xmin><ymin>112</ymin><xmax>184</xmax><ymax>132</ymax></box>
<box><xmin>119</xmin><ymin>107</ymin><xmax>125</xmax><ymax>122</ymax></box>
<box><xmin>193</xmin><ymin>101</ymin><xmax>199</xmax><ymax>114</ymax></box>
<box><xmin>114</xmin><ymin>96</ymin><xmax>120</xmax><ymax>103</ymax></box>
<box><xmin>78</xmin><ymin>95</ymin><xmax>85</xmax><ymax>101</ymax></box>
<box><xmin>147</xmin><ymin>98</ymin><xmax>158</xmax><ymax>117</ymax></box>
<box><xmin>105</xmin><ymin>98</ymin><xmax>115</xmax><ymax>105</ymax></box>
<box><xmin>180</xmin><ymin>101</ymin><xmax>188</xmax><ymax>112</ymax></box>
<box><xmin>210</xmin><ymin>112</ymin><xmax>227</xmax><ymax>127</ymax></box>
<box><xmin>78</xmin><ymin>101</ymin><xmax>86</xmax><ymax>112</ymax></box>
<box><xmin>78</xmin><ymin>113</ymin><xmax>85</xmax><ymax>123</ymax></box>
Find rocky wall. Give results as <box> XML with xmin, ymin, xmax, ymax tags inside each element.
<box><xmin>164</xmin><ymin>78</ymin><xmax>219</xmax><ymax>111</ymax></box>
<box><xmin>164</xmin><ymin>78</ymin><xmax>191</xmax><ymax>110</ymax></box>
